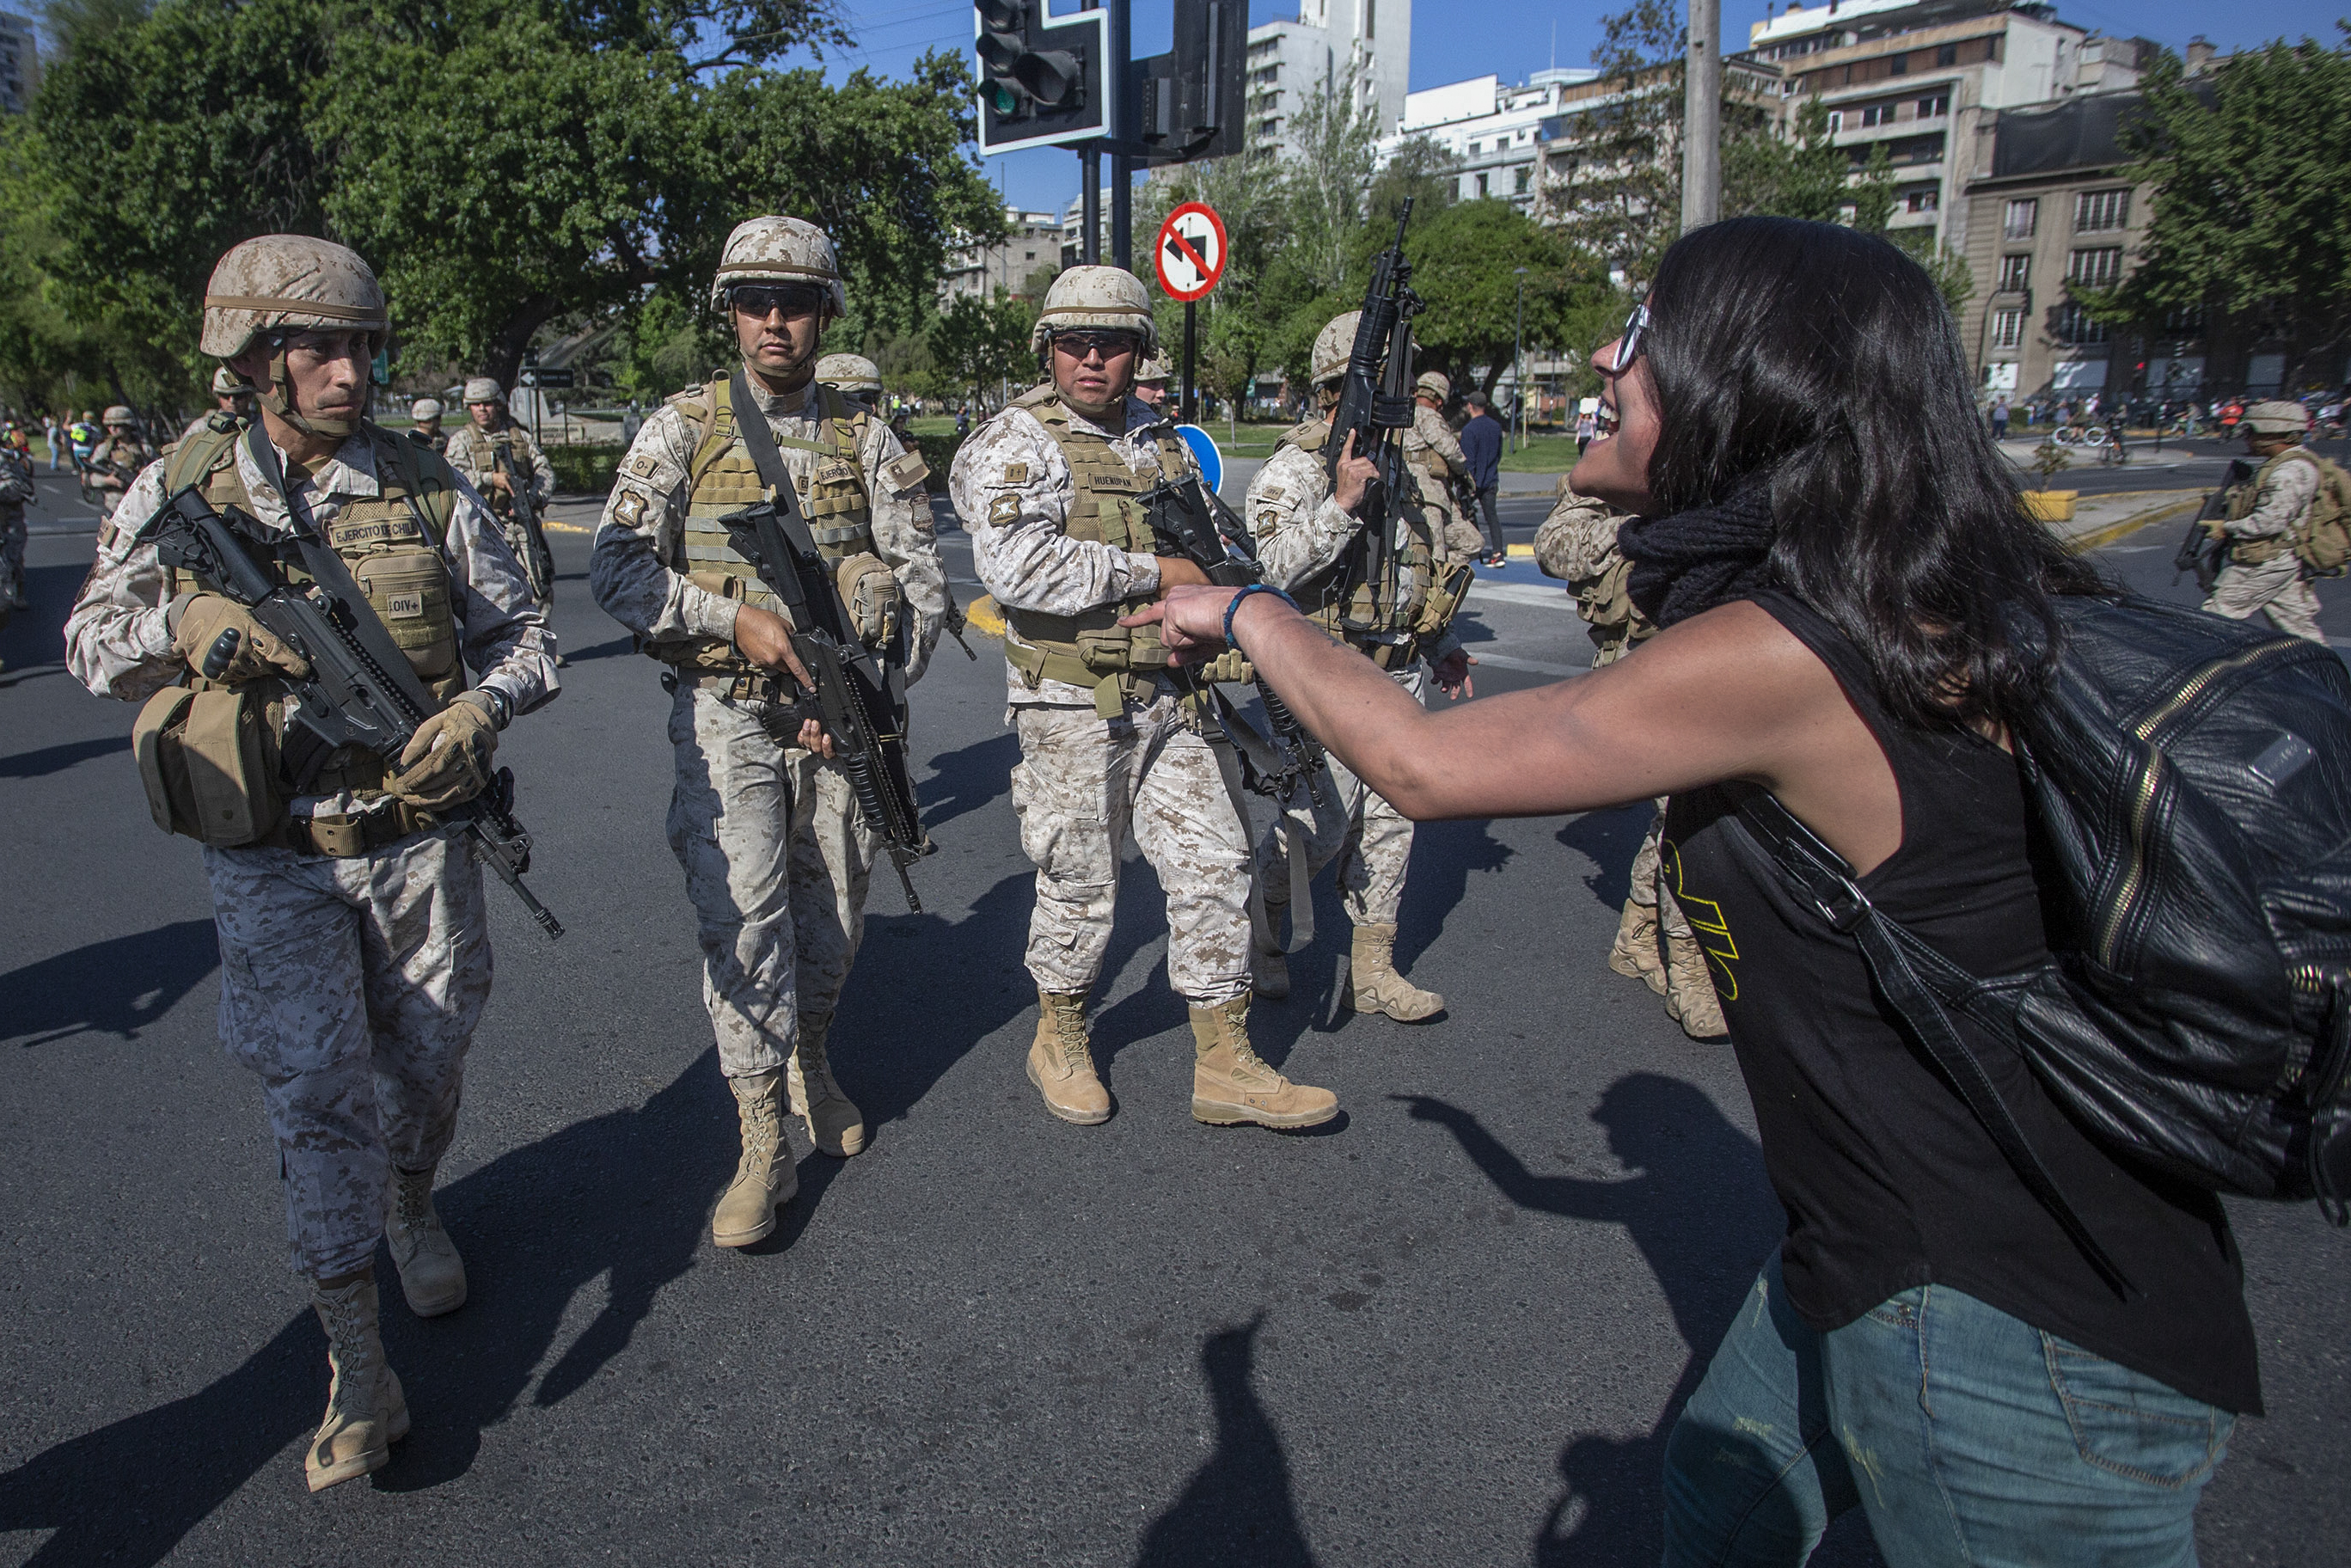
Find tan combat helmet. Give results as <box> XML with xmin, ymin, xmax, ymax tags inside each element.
<box><xmin>1029</xmin><ymin>265</ymin><xmax>1157</xmax><ymax>356</ymax></box>
<box><xmin>101</xmin><ymin>404</ymin><xmax>136</xmax><ymax>428</ymax></box>
<box><xmin>2243</xmin><ymin>400</ymin><xmax>2311</xmax><ymax>438</ymax></box>
<box><xmin>1136</xmin><ymin>352</ymin><xmax>1173</xmax><ymax>385</ymax></box>
<box><xmin>201</xmin><ymin>236</ymin><xmax>388</xmax><ymax>439</ymax></box>
<box><xmin>815</xmin><ymin>352</ymin><xmax>884</xmax><ymax>394</ymax></box>
<box><xmin>211</xmin><ymin>365</ymin><xmax>254</xmax><ymax>397</ymax></box>
<box><xmin>410</xmin><ymin>397</ymin><xmax>443</xmax><ymax>423</ymax></box>
<box><xmin>710</xmin><ymin>216</ymin><xmax>847</xmax><ymax>319</ymax></box>
<box><xmin>1415</xmin><ymin>370</ymin><xmax>1450</xmax><ymax>402</ymax></box>
<box><xmin>462</xmin><ymin>377</ymin><xmax>505</xmax><ymax>407</ymax></box>
<box><xmin>1311</xmin><ymin>310</ymin><xmax>1362</xmax><ymax>389</ymax></box>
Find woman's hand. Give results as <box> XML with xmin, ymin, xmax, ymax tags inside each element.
<box><xmin>1120</xmin><ymin>584</ymin><xmax>1242</xmax><ymax>664</ymax></box>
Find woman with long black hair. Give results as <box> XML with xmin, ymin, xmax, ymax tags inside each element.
<box><xmin>1130</xmin><ymin>217</ymin><xmax>2253</xmax><ymax>1565</ymax></box>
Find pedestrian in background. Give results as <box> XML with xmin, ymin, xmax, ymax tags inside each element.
<box><xmin>1457</xmin><ymin>390</ymin><xmax>1505</xmax><ymax>567</ymax></box>
<box><xmin>1989</xmin><ymin>395</ymin><xmax>2010</xmax><ymax>442</ymax></box>
<box><xmin>43</xmin><ymin>412</ymin><xmax>59</xmax><ymax>472</ymax></box>
<box><xmin>1139</xmin><ymin>215</ymin><xmax>2256</xmax><ymax>1565</ymax></box>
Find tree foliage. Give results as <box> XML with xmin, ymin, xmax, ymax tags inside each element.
<box><xmin>1725</xmin><ymin>95</ymin><xmax>1847</xmax><ymax>224</ymax></box>
<box><xmin>2101</xmin><ymin>33</ymin><xmax>2351</xmax><ymax>388</ymax></box>
<box><xmin>5</xmin><ymin>0</ymin><xmax>999</xmax><ymax>410</ymax></box>
<box><xmin>928</xmin><ymin>291</ymin><xmax>1036</xmax><ymax>411</ymax></box>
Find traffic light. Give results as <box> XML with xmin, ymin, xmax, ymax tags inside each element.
<box><xmin>975</xmin><ymin>1</ymin><xmax>1109</xmax><ymax>155</ymax></box>
<box><xmin>1133</xmin><ymin>0</ymin><xmax>1247</xmax><ymax>165</ymax></box>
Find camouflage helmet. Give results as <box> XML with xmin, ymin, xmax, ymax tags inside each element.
<box><xmin>1311</xmin><ymin>310</ymin><xmax>1362</xmax><ymax>389</ymax></box>
<box><xmin>1136</xmin><ymin>352</ymin><xmax>1173</xmax><ymax>384</ymax></box>
<box><xmin>199</xmin><ymin>236</ymin><xmax>387</xmax><ymax>361</ymax></box>
<box><xmin>710</xmin><ymin>216</ymin><xmax>847</xmax><ymax>318</ymax></box>
<box><xmin>1415</xmin><ymin>370</ymin><xmax>1450</xmax><ymax>401</ymax></box>
<box><xmin>462</xmin><ymin>377</ymin><xmax>505</xmax><ymax>406</ymax></box>
<box><xmin>410</xmin><ymin>396</ymin><xmax>443</xmax><ymax>422</ymax></box>
<box><xmin>816</xmin><ymin>352</ymin><xmax>884</xmax><ymax>394</ymax></box>
<box><xmin>211</xmin><ymin>365</ymin><xmax>253</xmax><ymax>397</ymax></box>
<box><xmin>1030</xmin><ymin>266</ymin><xmax>1157</xmax><ymax>356</ymax></box>
<box><xmin>101</xmin><ymin>404</ymin><xmax>135</xmax><ymax>426</ymax></box>
<box><xmin>2243</xmin><ymin>400</ymin><xmax>2311</xmax><ymax>437</ymax></box>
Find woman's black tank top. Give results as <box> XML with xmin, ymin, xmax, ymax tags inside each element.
<box><xmin>1665</xmin><ymin>592</ymin><xmax>2261</xmax><ymax>1415</ymax></box>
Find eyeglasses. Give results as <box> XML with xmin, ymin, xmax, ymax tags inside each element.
<box><xmin>1610</xmin><ymin>302</ymin><xmax>1651</xmax><ymax>373</ymax></box>
<box><xmin>730</xmin><ymin>284</ymin><xmax>827</xmax><ymax>320</ymax></box>
<box><xmin>1049</xmin><ymin>330</ymin><xmax>1142</xmax><ymax>362</ymax></box>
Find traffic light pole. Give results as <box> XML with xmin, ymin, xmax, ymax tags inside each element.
<box><xmin>1080</xmin><ymin>146</ymin><xmax>1100</xmax><ymax>263</ymax></box>
<box><xmin>1107</xmin><ymin>0</ymin><xmax>1132</xmax><ymax>269</ymax></box>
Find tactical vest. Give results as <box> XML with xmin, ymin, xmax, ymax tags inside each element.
<box><xmin>996</xmin><ymin>386</ymin><xmax>1193</xmax><ymax>716</ymax></box>
<box><xmin>1272</xmin><ymin>418</ymin><xmax>1440</xmax><ymax>649</ymax></box>
<box><xmin>650</xmin><ymin>376</ymin><xmax>877</xmax><ymax>672</ymax></box>
<box><xmin>162</xmin><ymin>424</ymin><xmax>466</xmax><ymax>799</ymax></box>
<box><xmin>2226</xmin><ymin>447</ymin><xmax>2336</xmax><ymax>567</ymax></box>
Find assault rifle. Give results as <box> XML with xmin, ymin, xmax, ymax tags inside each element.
<box><xmin>138</xmin><ymin>487</ymin><xmax>564</xmax><ymax>939</ymax></box>
<box><xmin>717</xmin><ymin>498</ymin><xmax>935</xmax><ymax>910</ymax></box>
<box><xmin>2174</xmin><ymin>458</ymin><xmax>2250</xmax><ymax>594</ymax></box>
<box><xmin>1322</xmin><ymin>199</ymin><xmax>1424</xmax><ymax>627</ymax></box>
<box><xmin>1142</xmin><ymin>473</ymin><xmax>1329</xmax><ymax>808</ymax></box>
<box><xmin>494</xmin><ymin>438</ymin><xmax>554</xmax><ymax>602</ymax></box>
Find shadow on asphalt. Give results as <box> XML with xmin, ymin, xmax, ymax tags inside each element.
<box><xmin>915</xmin><ymin>729</ymin><xmax>1018</xmax><ymax>834</ymax></box>
<box><xmin>1556</xmin><ymin>801</ymin><xmax>1656</xmax><ymax>913</ymax></box>
<box><xmin>0</xmin><ymin>732</ymin><xmax>129</xmax><ymax>778</ymax></box>
<box><xmin>1135</xmin><ymin>1314</ymin><xmax>1319</xmax><ymax>1566</ymax></box>
<box><xmin>0</xmin><ymin>918</ymin><xmax>219</xmax><ymax>1047</ymax></box>
<box><xmin>0</xmin><ymin>1051</ymin><xmax>752</xmax><ymax>1559</ymax></box>
<box><xmin>1390</xmin><ymin>1078</ymin><xmax>1891</xmax><ymax>1566</ymax></box>
<box><xmin>556</xmin><ymin>634</ymin><xmax>640</xmax><ymax>664</ymax></box>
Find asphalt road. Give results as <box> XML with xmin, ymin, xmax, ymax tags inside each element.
<box><xmin>2</xmin><ymin>466</ymin><xmax>2346</xmax><ymax>1566</ymax></box>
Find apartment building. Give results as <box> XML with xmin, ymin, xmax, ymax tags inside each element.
<box><xmin>941</xmin><ymin>208</ymin><xmax>1065</xmax><ymax>303</ymax></box>
<box><xmin>1742</xmin><ymin>0</ymin><xmax>2152</xmax><ymax>250</ymax></box>
<box><xmin>1244</xmin><ymin>0</ymin><xmax>1410</xmax><ymax>163</ymax></box>
<box><xmin>0</xmin><ymin>12</ymin><xmax>36</xmax><ymax>114</ymax></box>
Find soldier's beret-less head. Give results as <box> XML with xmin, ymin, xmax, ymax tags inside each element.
<box><xmin>202</xmin><ymin>236</ymin><xmax>387</xmax><ymax>441</ymax></box>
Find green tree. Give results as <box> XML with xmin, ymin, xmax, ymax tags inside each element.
<box><xmin>1546</xmin><ymin>0</ymin><xmax>1684</xmax><ymax>286</ymax></box>
<box><xmin>1725</xmin><ymin>95</ymin><xmax>1848</xmax><ymax>224</ymax></box>
<box><xmin>1405</xmin><ymin>200</ymin><xmax>1613</xmax><ymax>400</ymax></box>
<box><xmin>1848</xmin><ymin>140</ymin><xmax>1898</xmax><ymax>233</ymax></box>
<box><xmin>928</xmin><ymin>291</ymin><xmax>1036</xmax><ymax>410</ymax></box>
<box><xmin>2098</xmin><ymin>34</ymin><xmax>2351</xmax><ymax>389</ymax></box>
<box><xmin>1367</xmin><ymin>133</ymin><xmax>1460</xmax><ymax>230</ymax></box>
<box><xmin>1282</xmin><ymin>59</ymin><xmax>1381</xmax><ymax>295</ymax></box>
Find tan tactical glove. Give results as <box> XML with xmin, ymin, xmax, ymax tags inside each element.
<box><xmin>390</xmin><ymin>694</ymin><xmax>498</xmax><ymax>812</ymax></box>
<box><xmin>835</xmin><ymin>552</ymin><xmax>902</xmax><ymax>649</ymax></box>
<box><xmin>172</xmin><ymin>594</ymin><xmax>311</xmax><ymax>683</ymax></box>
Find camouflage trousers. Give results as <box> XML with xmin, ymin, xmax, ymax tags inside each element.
<box><xmin>206</xmin><ymin>830</ymin><xmax>491</xmax><ymax>1281</ymax></box>
<box><xmin>668</xmin><ymin>683</ymin><xmax>877</xmax><ymax>1080</ymax></box>
<box><xmin>1256</xmin><ymin>662</ymin><xmax>1424</xmax><ymax>929</ymax></box>
<box><xmin>1625</xmin><ymin>799</ymin><xmax>1694</xmax><ymax>941</ymax></box>
<box><xmin>1010</xmin><ymin>694</ymin><xmax>1252</xmax><ymax>1005</ymax></box>
<box><xmin>2204</xmin><ymin>555</ymin><xmax>2324</xmax><ymax>643</ymax></box>
<box><xmin>1408</xmin><ymin>469</ymin><xmax>1486</xmax><ymax>562</ymax></box>
<box><xmin>1</xmin><ymin>505</ymin><xmax>22</xmax><ymax>607</ymax></box>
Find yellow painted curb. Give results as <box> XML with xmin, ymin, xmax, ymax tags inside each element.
<box><xmin>2065</xmin><ymin>490</ymin><xmax>2207</xmax><ymax>555</ymax></box>
<box><xmin>1507</xmin><ymin>542</ymin><xmax>1534</xmax><ymax>557</ymax></box>
<box><xmin>964</xmin><ymin>593</ymin><xmax>1006</xmax><ymax>637</ymax></box>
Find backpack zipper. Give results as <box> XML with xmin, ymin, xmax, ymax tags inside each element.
<box><xmin>2097</xmin><ymin>638</ymin><xmax>2311</xmax><ymax>967</ymax></box>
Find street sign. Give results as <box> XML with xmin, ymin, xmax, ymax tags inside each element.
<box><xmin>1154</xmin><ymin>201</ymin><xmax>1226</xmax><ymax>303</ymax></box>
<box><xmin>975</xmin><ymin>3</ymin><xmax>1111</xmax><ymax>156</ymax></box>
<box><xmin>1175</xmin><ymin>424</ymin><xmax>1222</xmax><ymax>495</ymax></box>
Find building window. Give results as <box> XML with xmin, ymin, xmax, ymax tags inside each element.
<box><xmin>2067</xmin><ymin>247</ymin><xmax>2123</xmax><ymax>286</ymax></box>
<box><xmin>1859</xmin><ymin>103</ymin><xmax>1891</xmax><ymax>127</ymax></box>
<box><xmin>1827</xmin><ymin>110</ymin><xmax>1842</xmax><ymax>132</ymax></box>
<box><xmin>1514</xmin><ymin>166</ymin><xmax>1531</xmax><ymax>194</ymax></box>
<box><xmin>2003</xmin><ymin>198</ymin><xmax>2038</xmax><ymax>239</ymax></box>
<box><xmin>1466</xmin><ymin>141</ymin><xmax>1480</xmax><ymax>156</ymax></box>
<box><xmin>1993</xmin><ymin>309</ymin><xmax>2025</xmax><ymax>349</ymax></box>
<box><xmin>1890</xmin><ymin>52</ymin><xmax>1909</xmax><ymax>75</ymax></box>
<box><xmin>1998</xmin><ymin>254</ymin><xmax>2030</xmax><ymax>291</ymax></box>
<box><xmin>2054</xmin><ymin>303</ymin><xmax>2109</xmax><ymax>345</ymax></box>
<box><xmin>1364</xmin><ymin>0</ymin><xmax>1374</xmax><ymax>39</ymax></box>
<box><xmin>1904</xmin><ymin>187</ymin><xmax>1939</xmax><ymax>213</ymax></box>
<box><xmin>2075</xmin><ymin>189</ymin><xmax>2129</xmax><ymax>232</ymax></box>
<box><xmin>1937</xmin><ymin>42</ymin><xmax>1958</xmax><ymax>66</ymax></box>
<box><xmin>1916</xmin><ymin>92</ymin><xmax>1949</xmax><ymax>118</ymax></box>
<box><xmin>2163</xmin><ymin>305</ymin><xmax>2207</xmax><ymax>334</ymax></box>
<box><xmin>1476</xmin><ymin>172</ymin><xmax>1490</xmax><ymax>197</ymax></box>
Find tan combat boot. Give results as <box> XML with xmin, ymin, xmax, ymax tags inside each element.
<box><xmin>713</xmin><ymin>1069</ymin><xmax>798</xmax><ymax>1247</ymax></box>
<box><xmin>384</xmin><ymin>1164</ymin><xmax>467</xmax><ymax>1318</ymax></box>
<box><xmin>305</xmin><ymin>1267</ymin><xmax>410</xmax><ymax>1493</ymax></box>
<box><xmin>786</xmin><ymin>1013</ymin><xmax>867</xmax><ymax>1158</ymax></box>
<box><xmin>1348</xmin><ymin>922</ymin><xmax>1444</xmax><ymax>1021</ymax></box>
<box><xmin>1608</xmin><ymin>899</ymin><xmax>1668</xmax><ymax>995</ymax></box>
<box><xmin>1662</xmin><ymin>929</ymin><xmax>1730</xmax><ymax>1041</ymax></box>
<box><xmin>1191</xmin><ymin>996</ymin><xmax>1338</xmax><ymax>1130</ymax></box>
<box><xmin>1026</xmin><ymin>989</ymin><xmax>1111</xmax><ymax>1125</ymax></box>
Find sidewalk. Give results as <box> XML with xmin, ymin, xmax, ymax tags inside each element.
<box><xmin>2042</xmin><ymin>487</ymin><xmax>2207</xmax><ymax>552</ymax></box>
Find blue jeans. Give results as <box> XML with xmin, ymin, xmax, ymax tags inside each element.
<box><xmin>1662</xmin><ymin>1256</ymin><xmax>2232</xmax><ymax>1566</ymax></box>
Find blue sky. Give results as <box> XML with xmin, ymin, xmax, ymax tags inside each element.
<box><xmin>806</xmin><ymin>0</ymin><xmax>2348</xmax><ymax>213</ymax></box>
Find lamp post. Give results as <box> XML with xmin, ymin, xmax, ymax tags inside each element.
<box><xmin>1512</xmin><ymin>267</ymin><xmax>1528</xmax><ymax>453</ymax></box>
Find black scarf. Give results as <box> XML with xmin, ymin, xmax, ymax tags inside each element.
<box><xmin>1616</xmin><ymin>474</ymin><xmax>1779</xmax><ymax>629</ymax></box>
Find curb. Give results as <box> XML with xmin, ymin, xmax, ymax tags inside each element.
<box><xmin>2064</xmin><ymin>490</ymin><xmax>2206</xmax><ymax>554</ymax></box>
<box><xmin>964</xmin><ymin>594</ymin><xmax>1006</xmax><ymax>637</ymax></box>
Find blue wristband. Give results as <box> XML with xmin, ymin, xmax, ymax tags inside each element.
<box><xmin>1223</xmin><ymin>583</ymin><xmax>1298</xmax><ymax>648</ymax></box>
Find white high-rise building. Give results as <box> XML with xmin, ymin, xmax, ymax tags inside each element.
<box><xmin>1243</xmin><ymin>0</ymin><xmax>1410</xmax><ymax>163</ymax></box>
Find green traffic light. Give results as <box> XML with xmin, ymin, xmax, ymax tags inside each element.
<box><xmin>991</xmin><ymin>84</ymin><xmax>1017</xmax><ymax>113</ymax></box>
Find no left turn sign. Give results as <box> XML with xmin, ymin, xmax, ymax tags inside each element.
<box><xmin>1154</xmin><ymin>201</ymin><xmax>1228</xmax><ymax>303</ymax></box>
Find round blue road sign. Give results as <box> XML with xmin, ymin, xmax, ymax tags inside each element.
<box><xmin>1175</xmin><ymin>424</ymin><xmax>1222</xmax><ymax>495</ymax></box>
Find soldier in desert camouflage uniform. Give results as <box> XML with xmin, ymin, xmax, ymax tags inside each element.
<box><xmin>87</xmin><ymin>406</ymin><xmax>157</xmax><ymax>520</ymax></box>
<box><xmin>2201</xmin><ymin>400</ymin><xmax>2333</xmax><ymax>644</ymax></box>
<box><xmin>949</xmin><ymin>265</ymin><xmax>1337</xmax><ymax>1131</ymax></box>
<box><xmin>591</xmin><ymin>216</ymin><xmax>948</xmax><ymax>1248</ymax></box>
<box><xmin>1243</xmin><ymin>310</ymin><xmax>1475</xmax><ymax>1026</ymax></box>
<box><xmin>178</xmin><ymin>365</ymin><xmax>258</xmax><ymax>444</ymax></box>
<box><xmin>63</xmin><ymin>235</ymin><xmax>558</xmax><ymax>1493</ymax></box>
<box><xmin>815</xmin><ymin>352</ymin><xmax>885</xmax><ymax>409</ymax></box>
<box><xmin>0</xmin><ymin>435</ymin><xmax>32</xmax><ymax>624</ymax></box>
<box><xmin>1533</xmin><ymin>481</ymin><xmax>1723</xmax><ymax>1039</ymax></box>
<box><xmin>406</xmin><ymin>396</ymin><xmax>449</xmax><ymax>456</ymax></box>
<box><xmin>446</xmin><ymin>377</ymin><xmax>555</xmax><ymax>596</ymax></box>
<box><xmin>1403</xmin><ymin>371</ymin><xmax>1485</xmax><ymax>562</ymax></box>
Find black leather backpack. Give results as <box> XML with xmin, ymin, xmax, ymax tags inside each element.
<box><xmin>1734</xmin><ymin>593</ymin><xmax>2351</xmax><ymax>1298</ymax></box>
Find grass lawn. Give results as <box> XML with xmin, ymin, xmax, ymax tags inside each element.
<box><xmin>1498</xmin><ymin>435</ymin><xmax>1580</xmax><ymax>474</ymax></box>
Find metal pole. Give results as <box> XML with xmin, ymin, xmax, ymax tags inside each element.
<box><xmin>1081</xmin><ymin>146</ymin><xmax>1101</xmax><ymax>264</ymax></box>
<box><xmin>1512</xmin><ymin>272</ymin><xmax>1526</xmax><ymax>453</ymax></box>
<box><xmin>1682</xmin><ymin>0</ymin><xmax>1722</xmax><ymax>232</ymax></box>
<box><xmin>1108</xmin><ymin>0</ymin><xmax>1132</xmax><ymax>269</ymax></box>
<box><xmin>1182</xmin><ymin>301</ymin><xmax>1197</xmax><ymax>424</ymax></box>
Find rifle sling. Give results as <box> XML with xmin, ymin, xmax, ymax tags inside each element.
<box><xmin>242</xmin><ymin>425</ymin><xmax>442</xmax><ymax>729</ymax></box>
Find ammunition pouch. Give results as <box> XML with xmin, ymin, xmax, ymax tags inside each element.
<box><xmin>1411</xmin><ymin>561</ymin><xmax>1474</xmax><ymax>640</ymax></box>
<box><xmin>134</xmin><ymin>683</ymin><xmax>286</xmax><ymax>847</ymax></box>
<box><xmin>835</xmin><ymin>550</ymin><xmax>902</xmax><ymax>649</ymax></box>
<box><xmin>276</xmin><ymin>799</ymin><xmax>436</xmax><ymax>858</ymax></box>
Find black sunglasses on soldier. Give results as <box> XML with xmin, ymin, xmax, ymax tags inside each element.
<box><xmin>1050</xmin><ymin>329</ymin><xmax>1142</xmax><ymax>361</ymax></box>
<box><xmin>730</xmin><ymin>284</ymin><xmax>826</xmax><ymax>320</ymax></box>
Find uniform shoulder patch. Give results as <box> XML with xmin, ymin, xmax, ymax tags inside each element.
<box><xmin>884</xmin><ymin>450</ymin><xmax>930</xmax><ymax>492</ymax></box>
<box><xmin>988</xmin><ymin>494</ymin><xmax>1020</xmax><ymax>527</ymax></box>
<box><xmin>625</xmin><ymin>449</ymin><xmax>664</xmax><ymax>479</ymax></box>
<box><xmin>1001</xmin><ymin>462</ymin><xmax>1029</xmax><ymax>484</ymax></box>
